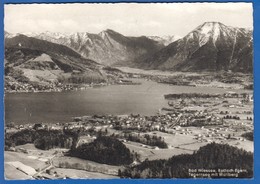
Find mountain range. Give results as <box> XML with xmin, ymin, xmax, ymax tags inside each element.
<box><xmin>20</xmin><ymin>30</ymin><xmax>164</xmax><ymax>66</ymax></box>
<box><xmin>5</xmin><ymin>22</ymin><xmax>253</xmax><ymax>73</ymax></box>
<box><xmin>5</xmin><ymin>34</ymin><xmax>101</xmax><ymax>71</ymax></box>
<box><xmin>135</xmin><ymin>22</ymin><xmax>253</xmax><ymax>72</ymax></box>
<box><xmin>4</xmin><ymin>33</ymin><xmax>120</xmax><ymax>90</ymax></box>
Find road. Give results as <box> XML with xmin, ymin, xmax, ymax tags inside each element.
<box><xmin>33</xmin><ymin>154</ymin><xmax>56</xmax><ymax>179</ymax></box>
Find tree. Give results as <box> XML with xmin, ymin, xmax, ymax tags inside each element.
<box><xmin>120</xmin><ymin>143</ymin><xmax>253</xmax><ymax>178</ymax></box>
<box><xmin>70</xmin><ymin>136</ymin><xmax>133</xmax><ymax>165</ymax></box>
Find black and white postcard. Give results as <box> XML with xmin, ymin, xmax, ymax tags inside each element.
<box><xmin>4</xmin><ymin>3</ymin><xmax>253</xmax><ymax>180</ymax></box>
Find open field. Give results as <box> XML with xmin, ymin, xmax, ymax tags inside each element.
<box><xmin>5</xmin><ymin>144</ymin><xmax>120</xmax><ymax>179</ymax></box>
<box><xmin>226</xmin><ymin>139</ymin><xmax>253</xmax><ymax>152</ymax></box>
<box><xmin>18</xmin><ymin>68</ymin><xmax>65</xmax><ymax>83</ymax></box>
<box><xmin>116</xmin><ymin>67</ymin><xmax>252</xmax><ymax>90</ymax></box>
<box><xmin>124</xmin><ymin>141</ymin><xmax>193</xmax><ymax>161</ymax></box>
<box><xmin>50</xmin><ymin>168</ymin><xmax>119</xmax><ymax>179</ymax></box>
<box><xmin>122</xmin><ymin>118</ymin><xmax>253</xmax><ymax>161</ymax></box>
<box><xmin>52</xmin><ymin>156</ymin><xmax>122</xmax><ymax>176</ymax></box>
<box><xmin>5</xmin><ymin>163</ymin><xmax>33</xmax><ymax>180</ymax></box>
<box><xmin>15</xmin><ymin>144</ymin><xmax>69</xmax><ymax>158</ymax></box>
<box><xmin>5</xmin><ymin>151</ymin><xmax>48</xmax><ymax>171</ymax></box>
<box><xmin>116</xmin><ymin>67</ymin><xmax>205</xmax><ymax>77</ymax></box>
<box><xmin>5</xmin><ymin>150</ymin><xmax>48</xmax><ymax>180</ymax></box>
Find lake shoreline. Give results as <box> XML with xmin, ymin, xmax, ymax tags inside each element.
<box><xmin>5</xmin><ymin>78</ymin><xmax>252</xmax><ymax>124</ymax></box>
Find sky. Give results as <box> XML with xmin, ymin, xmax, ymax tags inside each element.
<box><xmin>4</xmin><ymin>3</ymin><xmax>253</xmax><ymax>37</ymax></box>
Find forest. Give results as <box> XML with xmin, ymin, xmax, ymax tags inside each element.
<box><xmin>69</xmin><ymin>136</ymin><xmax>134</xmax><ymax>165</ymax></box>
<box><xmin>164</xmin><ymin>93</ymin><xmax>222</xmax><ymax>99</ymax></box>
<box><xmin>242</xmin><ymin>132</ymin><xmax>253</xmax><ymax>141</ymax></box>
<box><xmin>57</xmin><ymin>71</ymin><xmax>106</xmax><ymax>84</ymax></box>
<box><xmin>5</xmin><ymin>129</ymin><xmax>75</xmax><ymax>150</ymax></box>
<box><xmin>120</xmin><ymin>142</ymin><xmax>253</xmax><ymax>178</ymax></box>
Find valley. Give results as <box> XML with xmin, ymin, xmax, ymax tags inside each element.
<box><xmin>4</xmin><ymin>22</ymin><xmax>253</xmax><ymax>94</ymax></box>
<box><xmin>4</xmin><ymin>20</ymin><xmax>254</xmax><ymax>179</ymax></box>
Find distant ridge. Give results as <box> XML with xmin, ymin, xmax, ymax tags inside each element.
<box><xmin>135</xmin><ymin>22</ymin><xmax>253</xmax><ymax>73</ymax></box>
<box><xmin>4</xmin><ymin>34</ymin><xmax>113</xmax><ymax>89</ymax></box>
<box><xmin>20</xmin><ymin>30</ymin><xmax>165</xmax><ymax>66</ymax></box>
<box><xmin>5</xmin><ymin>22</ymin><xmax>253</xmax><ymax>73</ymax></box>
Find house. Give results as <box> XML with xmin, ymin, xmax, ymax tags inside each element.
<box><xmin>33</xmin><ymin>123</ymin><xmax>44</xmax><ymax>130</ymax></box>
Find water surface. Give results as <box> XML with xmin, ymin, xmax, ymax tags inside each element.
<box><xmin>5</xmin><ymin>79</ymin><xmax>248</xmax><ymax>124</ymax></box>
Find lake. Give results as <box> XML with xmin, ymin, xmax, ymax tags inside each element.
<box><xmin>5</xmin><ymin>79</ymin><xmax>248</xmax><ymax>124</ymax></box>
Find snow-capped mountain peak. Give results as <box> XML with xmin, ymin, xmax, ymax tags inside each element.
<box><xmin>138</xmin><ymin>22</ymin><xmax>252</xmax><ymax>73</ymax></box>
<box><xmin>4</xmin><ymin>31</ymin><xmax>19</xmax><ymax>39</ymax></box>
<box><xmin>147</xmin><ymin>35</ymin><xmax>181</xmax><ymax>46</ymax></box>
<box><xmin>99</xmin><ymin>30</ymin><xmax>109</xmax><ymax>39</ymax></box>
<box><xmin>185</xmin><ymin>22</ymin><xmax>240</xmax><ymax>46</ymax></box>
<box><xmin>17</xmin><ymin>29</ymin><xmax>163</xmax><ymax>65</ymax></box>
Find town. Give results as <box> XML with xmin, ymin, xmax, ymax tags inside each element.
<box><xmin>4</xmin><ymin>68</ymin><xmax>253</xmax><ymax>93</ymax></box>
<box><xmin>5</xmin><ymin>89</ymin><xmax>253</xmax><ymax>179</ymax></box>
